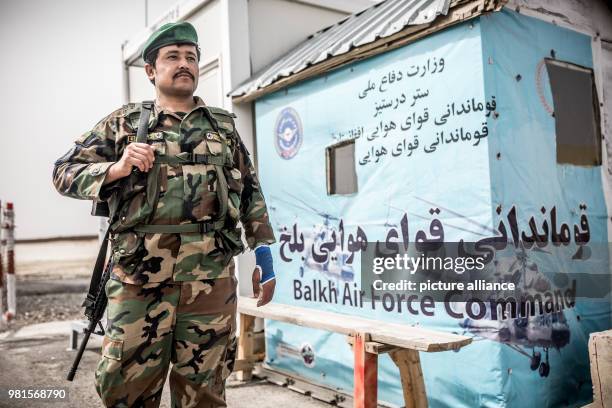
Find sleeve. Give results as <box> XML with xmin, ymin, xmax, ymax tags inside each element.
<box><xmin>234</xmin><ymin>132</ymin><xmax>277</xmax><ymax>250</ymax></box>
<box><xmin>52</xmin><ymin>113</ymin><xmax>118</xmax><ymax>200</ymax></box>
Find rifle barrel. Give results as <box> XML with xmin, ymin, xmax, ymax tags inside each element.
<box><xmin>66</xmin><ymin>319</ymin><xmax>96</xmax><ymax>381</ymax></box>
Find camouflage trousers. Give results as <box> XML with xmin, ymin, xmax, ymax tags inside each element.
<box><xmin>94</xmin><ymin>272</ymin><xmax>237</xmax><ymax>408</ymax></box>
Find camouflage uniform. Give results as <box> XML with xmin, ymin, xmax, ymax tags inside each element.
<box><xmin>53</xmin><ymin>97</ymin><xmax>276</xmax><ymax>407</ymax></box>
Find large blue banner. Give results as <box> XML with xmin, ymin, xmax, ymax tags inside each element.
<box><xmin>254</xmin><ymin>10</ymin><xmax>610</xmax><ymax>407</ymax></box>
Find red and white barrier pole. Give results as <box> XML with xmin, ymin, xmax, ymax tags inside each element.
<box><xmin>3</xmin><ymin>202</ymin><xmax>15</xmax><ymax>323</ymax></box>
<box><xmin>0</xmin><ymin>200</ymin><xmax>4</xmax><ymax>323</ymax></box>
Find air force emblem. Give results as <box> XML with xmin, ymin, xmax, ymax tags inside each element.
<box><xmin>274</xmin><ymin>107</ymin><xmax>303</xmax><ymax>159</ymax></box>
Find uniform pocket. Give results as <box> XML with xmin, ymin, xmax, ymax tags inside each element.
<box><xmin>226</xmin><ymin>168</ymin><xmax>243</xmax><ymax>222</ymax></box>
<box><xmin>101</xmin><ymin>336</ymin><xmax>124</xmax><ymax>361</ymax></box>
<box><xmin>216</xmin><ymin>227</ymin><xmax>245</xmax><ymax>262</ymax></box>
<box><xmin>205</xmin><ymin>131</ymin><xmax>225</xmax><ymax>155</ymax></box>
<box><xmin>226</xmin><ymin>168</ymin><xmax>243</xmax><ymax>193</ymax></box>
<box><xmin>110</xmin><ymin>231</ymin><xmax>143</xmax><ymax>275</ymax></box>
<box><xmin>111</xmin><ymin>186</ymin><xmax>149</xmax><ymax>233</ymax></box>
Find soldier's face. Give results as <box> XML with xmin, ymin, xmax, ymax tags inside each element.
<box><xmin>146</xmin><ymin>44</ymin><xmax>199</xmax><ymax>97</ymax></box>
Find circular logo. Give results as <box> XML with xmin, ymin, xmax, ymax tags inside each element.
<box><xmin>300</xmin><ymin>342</ymin><xmax>315</xmax><ymax>368</ymax></box>
<box><xmin>274</xmin><ymin>107</ymin><xmax>303</xmax><ymax>159</ymax></box>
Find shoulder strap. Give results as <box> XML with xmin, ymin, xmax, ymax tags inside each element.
<box><xmin>207</xmin><ymin>106</ymin><xmax>237</xmax><ymax>118</ymax></box>
<box><xmin>207</xmin><ymin>106</ymin><xmax>236</xmax><ymax>134</ymax></box>
<box><xmin>136</xmin><ymin>101</ymin><xmax>154</xmax><ymax>143</ymax></box>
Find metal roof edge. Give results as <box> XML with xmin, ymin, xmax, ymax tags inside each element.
<box><xmin>231</xmin><ymin>0</ymin><xmax>506</xmax><ymax>103</ymax></box>
<box><xmin>291</xmin><ymin>0</ymin><xmax>384</xmax><ymax>14</ymax></box>
<box><xmin>121</xmin><ymin>0</ymin><xmax>377</xmax><ymax>67</ymax></box>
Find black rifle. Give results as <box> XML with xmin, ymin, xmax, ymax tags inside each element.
<box><xmin>66</xmin><ymin>230</ymin><xmax>112</xmax><ymax>381</ymax></box>
<box><xmin>66</xmin><ymin>101</ymin><xmax>154</xmax><ymax>381</ymax></box>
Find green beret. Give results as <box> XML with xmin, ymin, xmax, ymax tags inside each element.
<box><xmin>142</xmin><ymin>22</ymin><xmax>199</xmax><ymax>63</ymax></box>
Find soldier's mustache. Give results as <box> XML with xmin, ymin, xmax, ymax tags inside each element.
<box><xmin>174</xmin><ymin>70</ymin><xmax>194</xmax><ymax>80</ymax></box>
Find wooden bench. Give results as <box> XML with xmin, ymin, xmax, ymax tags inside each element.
<box><xmin>68</xmin><ymin>318</ymin><xmax>107</xmax><ymax>351</ymax></box>
<box><xmin>235</xmin><ymin>296</ymin><xmax>471</xmax><ymax>408</ymax></box>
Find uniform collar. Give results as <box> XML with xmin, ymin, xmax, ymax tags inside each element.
<box><xmin>153</xmin><ymin>96</ymin><xmax>207</xmax><ymax>119</ymax></box>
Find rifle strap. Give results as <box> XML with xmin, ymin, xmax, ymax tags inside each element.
<box><xmin>136</xmin><ymin>101</ymin><xmax>154</xmax><ymax>143</ymax></box>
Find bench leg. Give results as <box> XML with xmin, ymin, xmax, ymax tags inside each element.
<box><xmin>390</xmin><ymin>349</ymin><xmax>427</xmax><ymax>408</ymax></box>
<box><xmin>237</xmin><ymin>313</ymin><xmax>255</xmax><ymax>381</ymax></box>
<box><xmin>68</xmin><ymin>329</ymin><xmax>78</xmax><ymax>351</ymax></box>
<box><xmin>353</xmin><ymin>332</ymin><xmax>377</xmax><ymax>408</ymax></box>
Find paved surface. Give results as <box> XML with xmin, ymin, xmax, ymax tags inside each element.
<box><xmin>0</xmin><ymin>320</ymin><xmax>329</xmax><ymax>408</ymax></box>
<box><xmin>14</xmin><ymin>239</ymin><xmax>99</xmax><ymax>280</ymax></box>
<box><xmin>0</xmin><ymin>240</ymin><xmax>331</xmax><ymax>408</ymax></box>
<box><xmin>16</xmin><ymin>239</ymin><xmax>99</xmax><ymax>264</ymax></box>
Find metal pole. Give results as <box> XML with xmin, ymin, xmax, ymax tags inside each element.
<box><xmin>0</xmin><ymin>200</ymin><xmax>5</xmax><ymax>326</ymax></box>
<box><xmin>121</xmin><ymin>42</ymin><xmax>131</xmax><ymax>105</ymax></box>
<box><xmin>3</xmin><ymin>202</ymin><xmax>15</xmax><ymax>322</ymax></box>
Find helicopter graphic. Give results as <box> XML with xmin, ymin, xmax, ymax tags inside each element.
<box><xmin>268</xmin><ymin>328</ymin><xmax>317</xmax><ymax>368</ymax></box>
<box><xmin>456</xmin><ymin>245</ymin><xmax>571</xmax><ymax>378</ymax></box>
<box><xmin>270</xmin><ymin>193</ymin><xmax>356</xmax><ymax>282</ymax></box>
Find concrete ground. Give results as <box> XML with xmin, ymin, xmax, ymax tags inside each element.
<box><xmin>0</xmin><ymin>240</ymin><xmax>330</xmax><ymax>408</ymax></box>
<box><xmin>0</xmin><ymin>320</ymin><xmax>328</xmax><ymax>408</ymax></box>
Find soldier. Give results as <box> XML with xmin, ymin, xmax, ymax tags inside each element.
<box><xmin>53</xmin><ymin>22</ymin><xmax>277</xmax><ymax>407</ymax></box>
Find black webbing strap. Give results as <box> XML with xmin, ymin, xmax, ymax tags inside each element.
<box><xmin>82</xmin><ymin>228</ymin><xmax>110</xmax><ymax>310</ymax></box>
<box><xmin>133</xmin><ymin>219</ymin><xmax>225</xmax><ymax>234</ymax></box>
<box><xmin>155</xmin><ymin>152</ymin><xmax>232</xmax><ymax>167</ymax></box>
<box><xmin>136</xmin><ymin>101</ymin><xmax>154</xmax><ymax>143</ymax></box>
<box><xmin>126</xmin><ymin>101</ymin><xmax>155</xmax><ymax>180</ymax></box>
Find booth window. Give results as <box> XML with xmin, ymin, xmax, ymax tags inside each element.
<box><xmin>545</xmin><ymin>58</ymin><xmax>602</xmax><ymax>166</ymax></box>
<box><xmin>326</xmin><ymin>140</ymin><xmax>357</xmax><ymax>195</ymax></box>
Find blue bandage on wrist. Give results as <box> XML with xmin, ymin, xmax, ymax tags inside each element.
<box><xmin>255</xmin><ymin>245</ymin><xmax>275</xmax><ymax>284</ymax></box>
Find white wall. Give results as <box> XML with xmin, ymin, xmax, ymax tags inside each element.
<box><xmin>0</xmin><ymin>0</ymin><xmax>152</xmax><ymax>240</ymax></box>
<box><xmin>145</xmin><ymin>0</ymin><xmax>179</xmax><ymax>27</ymax></box>
<box><xmin>248</xmin><ymin>0</ymin><xmax>348</xmax><ymax>74</ymax></box>
<box><xmin>128</xmin><ymin>65</ymin><xmax>156</xmax><ymax>103</ymax></box>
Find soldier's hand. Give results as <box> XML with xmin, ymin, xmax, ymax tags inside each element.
<box><xmin>119</xmin><ymin>142</ymin><xmax>156</xmax><ymax>173</ymax></box>
<box><xmin>252</xmin><ymin>267</ymin><xmax>275</xmax><ymax>307</ymax></box>
<box><xmin>105</xmin><ymin>143</ymin><xmax>156</xmax><ymax>184</ymax></box>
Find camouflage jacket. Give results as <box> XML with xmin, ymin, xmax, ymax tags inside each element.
<box><xmin>53</xmin><ymin>97</ymin><xmax>276</xmax><ymax>284</ymax></box>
